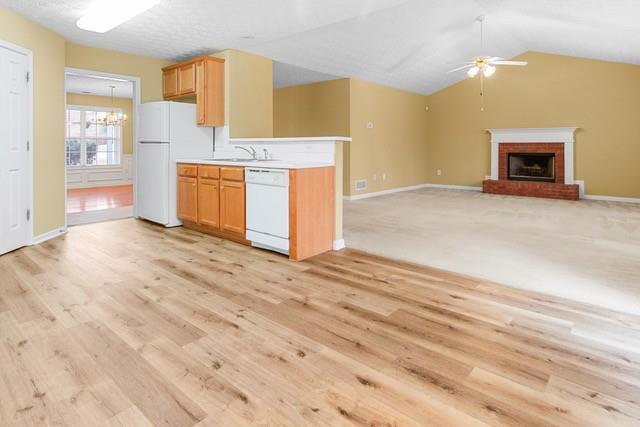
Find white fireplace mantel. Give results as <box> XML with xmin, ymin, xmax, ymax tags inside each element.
<box><xmin>486</xmin><ymin>128</ymin><xmax>578</xmax><ymax>184</ymax></box>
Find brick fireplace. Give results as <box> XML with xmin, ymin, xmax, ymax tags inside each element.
<box><xmin>483</xmin><ymin>128</ymin><xmax>580</xmax><ymax>200</ymax></box>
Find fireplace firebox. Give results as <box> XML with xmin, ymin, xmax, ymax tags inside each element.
<box><xmin>508</xmin><ymin>153</ymin><xmax>555</xmax><ymax>183</ymax></box>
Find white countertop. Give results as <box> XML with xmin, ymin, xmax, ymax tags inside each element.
<box><xmin>230</xmin><ymin>136</ymin><xmax>351</xmax><ymax>144</ymax></box>
<box><xmin>176</xmin><ymin>158</ymin><xmax>334</xmax><ymax>169</ymax></box>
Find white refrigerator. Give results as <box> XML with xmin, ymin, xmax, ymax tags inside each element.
<box><xmin>137</xmin><ymin>101</ymin><xmax>213</xmax><ymax>227</ymax></box>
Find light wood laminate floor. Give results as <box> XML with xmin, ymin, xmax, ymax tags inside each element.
<box><xmin>1</xmin><ymin>219</ymin><xmax>639</xmax><ymax>426</ymax></box>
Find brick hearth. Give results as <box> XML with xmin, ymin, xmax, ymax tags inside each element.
<box><xmin>483</xmin><ymin>179</ymin><xmax>579</xmax><ymax>200</ymax></box>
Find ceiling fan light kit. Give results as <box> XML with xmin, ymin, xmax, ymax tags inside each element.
<box><xmin>448</xmin><ymin>16</ymin><xmax>528</xmax><ymax>110</ymax></box>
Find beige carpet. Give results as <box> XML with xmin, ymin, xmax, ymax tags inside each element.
<box><xmin>344</xmin><ymin>188</ymin><xmax>640</xmax><ymax>315</ymax></box>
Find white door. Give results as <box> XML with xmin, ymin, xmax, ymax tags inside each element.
<box><xmin>137</xmin><ymin>142</ymin><xmax>169</xmax><ymax>225</ymax></box>
<box><xmin>0</xmin><ymin>46</ymin><xmax>29</xmax><ymax>255</ymax></box>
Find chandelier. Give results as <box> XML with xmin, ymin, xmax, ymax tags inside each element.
<box><xmin>102</xmin><ymin>85</ymin><xmax>127</xmax><ymax>125</ymax></box>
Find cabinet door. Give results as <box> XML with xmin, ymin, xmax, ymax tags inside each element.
<box><xmin>163</xmin><ymin>67</ymin><xmax>178</xmax><ymax>98</ymax></box>
<box><xmin>178</xmin><ymin>62</ymin><xmax>196</xmax><ymax>96</ymax></box>
<box><xmin>197</xmin><ymin>177</ymin><xmax>219</xmax><ymax>229</ymax></box>
<box><xmin>177</xmin><ymin>176</ymin><xmax>198</xmax><ymax>223</ymax></box>
<box><xmin>195</xmin><ymin>60</ymin><xmax>205</xmax><ymax>125</ymax></box>
<box><xmin>220</xmin><ymin>180</ymin><xmax>245</xmax><ymax>235</ymax></box>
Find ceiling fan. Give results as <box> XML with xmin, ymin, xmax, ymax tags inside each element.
<box><xmin>448</xmin><ymin>16</ymin><xmax>527</xmax><ymax>110</ymax></box>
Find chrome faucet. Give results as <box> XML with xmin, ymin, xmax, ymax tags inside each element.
<box><xmin>235</xmin><ymin>145</ymin><xmax>257</xmax><ymax>160</ymax></box>
<box><xmin>262</xmin><ymin>148</ymin><xmax>269</xmax><ymax>160</ymax></box>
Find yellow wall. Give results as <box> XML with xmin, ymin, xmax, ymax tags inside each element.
<box><xmin>426</xmin><ymin>51</ymin><xmax>640</xmax><ymax>198</ymax></box>
<box><xmin>66</xmin><ymin>94</ymin><xmax>134</xmax><ymax>155</ymax></box>
<box><xmin>273</xmin><ymin>79</ymin><xmax>351</xmax><ymax>137</ymax></box>
<box><xmin>0</xmin><ymin>6</ymin><xmax>66</xmax><ymax>236</ymax></box>
<box><xmin>272</xmin><ymin>78</ymin><xmax>429</xmax><ymax>196</ymax></box>
<box><xmin>65</xmin><ymin>42</ymin><xmax>173</xmax><ymax>103</ymax></box>
<box><xmin>213</xmin><ymin>50</ymin><xmax>273</xmax><ymax>138</ymax></box>
<box><xmin>0</xmin><ymin>6</ymin><xmax>177</xmax><ymax>237</ymax></box>
<box><xmin>348</xmin><ymin>79</ymin><xmax>429</xmax><ymax>195</ymax></box>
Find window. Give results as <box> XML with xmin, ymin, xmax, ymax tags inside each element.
<box><xmin>65</xmin><ymin>106</ymin><xmax>122</xmax><ymax>167</ymax></box>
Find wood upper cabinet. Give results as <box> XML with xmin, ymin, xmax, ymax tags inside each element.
<box><xmin>163</xmin><ymin>67</ymin><xmax>178</xmax><ymax>98</ymax></box>
<box><xmin>163</xmin><ymin>56</ymin><xmax>225</xmax><ymax>127</ymax></box>
<box><xmin>220</xmin><ymin>180</ymin><xmax>245</xmax><ymax>235</ymax></box>
<box><xmin>178</xmin><ymin>62</ymin><xmax>196</xmax><ymax>95</ymax></box>
<box><xmin>177</xmin><ymin>175</ymin><xmax>198</xmax><ymax>223</ymax></box>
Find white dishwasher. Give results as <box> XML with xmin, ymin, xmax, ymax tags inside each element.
<box><xmin>245</xmin><ymin>168</ymin><xmax>290</xmax><ymax>254</ymax></box>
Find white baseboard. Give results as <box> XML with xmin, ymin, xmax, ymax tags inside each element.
<box><xmin>333</xmin><ymin>239</ymin><xmax>346</xmax><ymax>251</ymax></box>
<box><xmin>32</xmin><ymin>227</ymin><xmax>67</xmax><ymax>245</ymax></box>
<box><xmin>344</xmin><ymin>183</ymin><xmax>481</xmax><ymax>201</ymax></box>
<box><xmin>583</xmin><ymin>194</ymin><xmax>640</xmax><ymax>204</ymax></box>
<box><xmin>343</xmin><ymin>179</ymin><xmax>639</xmax><ymax>204</ymax></box>
<box><xmin>67</xmin><ymin>206</ymin><xmax>134</xmax><ymax>226</ymax></box>
<box><xmin>344</xmin><ymin>184</ymin><xmax>430</xmax><ymax>201</ymax></box>
<box><xmin>423</xmin><ymin>183</ymin><xmax>483</xmax><ymax>192</ymax></box>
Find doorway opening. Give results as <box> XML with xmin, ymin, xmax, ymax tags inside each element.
<box><xmin>64</xmin><ymin>69</ymin><xmax>140</xmax><ymax>226</ymax></box>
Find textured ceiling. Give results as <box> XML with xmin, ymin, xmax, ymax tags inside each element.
<box><xmin>273</xmin><ymin>62</ymin><xmax>340</xmax><ymax>89</ymax></box>
<box><xmin>66</xmin><ymin>73</ymin><xmax>134</xmax><ymax>98</ymax></box>
<box><xmin>1</xmin><ymin>0</ymin><xmax>639</xmax><ymax>94</ymax></box>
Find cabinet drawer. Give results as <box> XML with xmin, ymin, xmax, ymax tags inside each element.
<box><xmin>198</xmin><ymin>165</ymin><xmax>220</xmax><ymax>179</ymax></box>
<box><xmin>177</xmin><ymin>164</ymin><xmax>198</xmax><ymax>177</ymax></box>
<box><xmin>220</xmin><ymin>167</ymin><xmax>244</xmax><ymax>182</ymax></box>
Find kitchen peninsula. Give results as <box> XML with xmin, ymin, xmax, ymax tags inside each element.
<box><xmin>177</xmin><ymin>136</ymin><xmax>350</xmax><ymax>261</ymax></box>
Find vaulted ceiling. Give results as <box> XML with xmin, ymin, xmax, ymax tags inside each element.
<box><xmin>1</xmin><ymin>0</ymin><xmax>638</xmax><ymax>94</ymax></box>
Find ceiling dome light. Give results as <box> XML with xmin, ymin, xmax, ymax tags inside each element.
<box><xmin>467</xmin><ymin>66</ymin><xmax>480</xmax><ymax>78</ymax></box>
<box><xmin>483</xmin><ymin>65</ymin><xmax>496</xmax><ymax>78</ymax></box>
<box><xmin>77</xmin><ymin>0</ymin><xmax>161</xmax><ymax>33</ymax></box>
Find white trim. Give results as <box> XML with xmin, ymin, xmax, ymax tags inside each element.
<box><xmin>64</xmin><ymin>68</ymin><xmax>141</xmax><ymax>221</ymax></box>
<box><xmin>343</xmin><ymin>180</ymin><xmax>639</xmax><ymax>204</ymax></box>
<box><xmin>583</xmin><ymin>194</ymin><xmax>640</xmax><ymax>204</ymax></box>
<box><xmin>487</xmin><ymin>127</ymin><xmax>578</xmax><ymax>144</ymax></box>
<box><xmin>486</xmin><ymin>127</ymin><xmax>578</xmax><ymax>185</ymax></box>
<box><xmin>32</xmin><ymin>227</ymin><xmax>67</xmax><ymax>245</ymax></box>
<box><xmin>423</xmin><ymin>184</ymin><xmax>482</xmax><ymax>192</ymax></box>
<box><xmin>332</xmin><ymin>239</ymin><xmax>346</xmax><ymax>251</ymax></box>
<box><xmin>66</xmin><ymin>154</ymin><xmax>133</xmax><ymax>189</ymax></box>
<box><xmin>0</xmin><ymin>39</ymin><xmax>34</xmax><ymax>248</ymax></box>
<box><xmin>344</xmin><ymin>184</ymin><xmax>429</xmax><ymax>201</ymax></box>
<box><xmin>67</xmin><ymin>206</ymin><xmax>133</xmax><ymax>226</ymax></box>
<box><xmin>344</xmin><ymin>183</ymin><xmax>484</xmax><ymax>201</ymax></box>
<box><xmin>231</xmin><ymin>136</ymin><xmax>352</xmax><ymax>144</ymax></box>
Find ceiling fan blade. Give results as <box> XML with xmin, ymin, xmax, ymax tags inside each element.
<box><xmin>493</xmin><ymin>60</ymin><xmax>528</xmax><ymax>66</ymax></box>
<box><xmin>447</xmin><ymin>64</ymin><xmax>475</xmax><ymax>73</ymax></box>
<box><xmin>487</xmin><ymin>56</ymin><xmax>504</xmax><ymax>62</ymax></box>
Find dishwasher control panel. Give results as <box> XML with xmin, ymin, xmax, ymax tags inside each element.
<box><xmin>245</xmin><ymin>168</ymin><xmax>289</xmax><ymax>187</ymax></box>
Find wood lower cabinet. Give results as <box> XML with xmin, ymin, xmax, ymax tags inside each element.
<box><xmin>177</xmin><ymin>176</ymin><xmax>198</xmax><ymax>223</ymax></box>
<box><xmin>220</xmin><ymin>180</ymin><xmax>245</xmax><ymax>234</ymax></box>
<box><xmin>197</xmin><ymin>177</ymin><xmax>219</xmax><ymax>228</ymax></box>
<box><xmin>178</xmin><ymin>163</ymin><xmax>246</xmax><ymax>242</ymax></box>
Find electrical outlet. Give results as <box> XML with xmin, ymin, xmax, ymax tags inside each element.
<box><xmin>437</xmin><ymin>169</ymin><xmax>443</xmax><ymax>176</ymax></box>
<box><xmin>382</xmin><ymin>173</ymin><xmax>387</xmax><ymax>181</ymax></box>
<box><xmin>367</xmin><ymin>122</ymin><xmax>374</xmax><ymax>129</ymax></box>
<box><xmin>355</xmin><ymin>179</ymin><xmax>367</xmax><ymax>191</ymax></box>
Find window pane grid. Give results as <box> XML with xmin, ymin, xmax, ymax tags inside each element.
<box><xmin>65</xmin><ymin>107</ymin><xmax>122</xmax><ymax>167</ymax></box>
